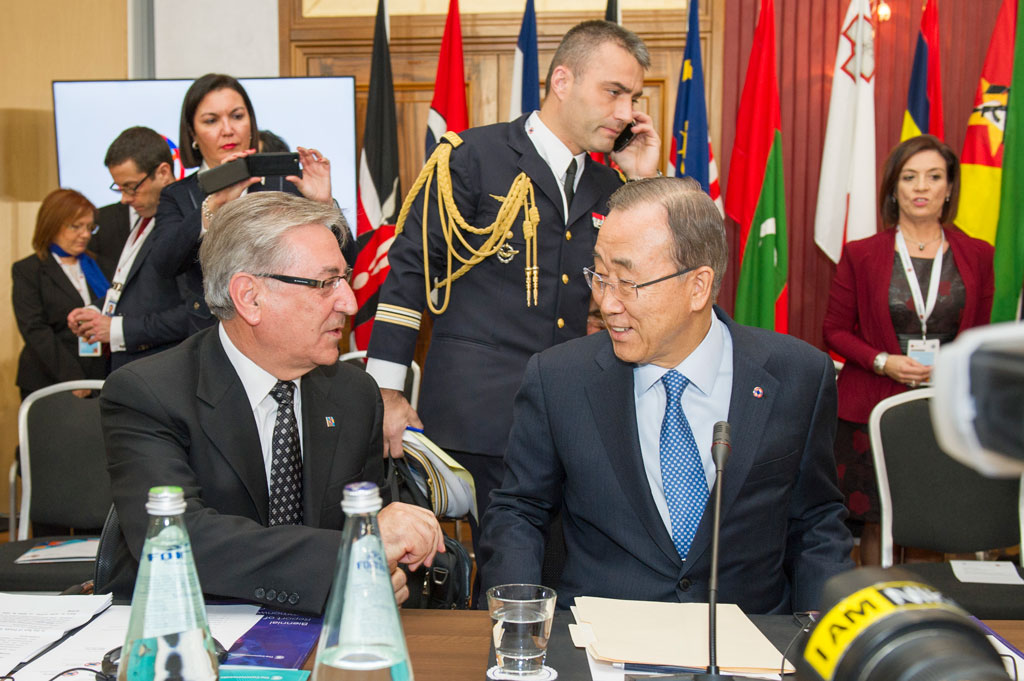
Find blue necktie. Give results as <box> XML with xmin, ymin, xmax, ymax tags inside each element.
<box><xmin>660</xmin><ymin>370</ymin><xmax>709</xmax><ymax>560</ymax></box>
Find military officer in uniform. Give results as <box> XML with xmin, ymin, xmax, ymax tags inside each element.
<box><xmin>365</xmin><ymin>20</ymin><xmax>662</xmax><ymax>551</ymax></box>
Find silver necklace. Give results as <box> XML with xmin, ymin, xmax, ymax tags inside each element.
<box><xmin>900</xmin><ymin>225</ymin><xmax>943</xmax><ymax>251</ymax></box>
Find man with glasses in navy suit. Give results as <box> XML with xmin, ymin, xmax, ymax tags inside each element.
<box><xmin>479</xmin><ymin>178</ymin><xmax>853</xmax><ymax>614</ymax></box>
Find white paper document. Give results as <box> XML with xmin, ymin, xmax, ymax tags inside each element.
<box><xmin>570</xmin><ymin>596</ymin><xmax>792</xmax><ymax>677</ymax></box>
<box><xmin>0</xmin><ymin>593</ymin><xmax>111</xmax><ymax>675</ymax></box>
<box><xmin>12</xmin><ymin>603</ymin><xmax>263</xmax><ymax>681</ymax></box>
<box><xmin>950</xmin><ymin>560</ymin><xmax>1024</xmax><ymax>585</ymax></box>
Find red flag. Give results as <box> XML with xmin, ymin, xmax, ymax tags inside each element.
<box><xmin>724</xmin><ymin>0</ymin><xmax>789</xmax><ymax>332</ymax></box>
<box><xmin>425</xmin><ymin>0</ymin><xmax>468</xmax><ymax>154</ymax></box>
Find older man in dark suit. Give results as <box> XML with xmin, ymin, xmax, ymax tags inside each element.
<box><xmin>101</xmin><ymin>192</ymin><xmax>443</xmax><ymax>615</ymax></box>
<box><xmin>479</xmin><ymin>178</ymin><xmax>853</xmax><ymax>614</ymax></box>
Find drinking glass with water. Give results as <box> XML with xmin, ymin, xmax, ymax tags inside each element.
<box><xmin>486</xmin><ymin>584</ymin><xmax>557</xmax><ymax>677</ymax></box>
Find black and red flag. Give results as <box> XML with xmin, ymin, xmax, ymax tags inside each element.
<box><xmin>351</xmin><ymin>0</ymin><xmax>401</xmax><ymax>351</ymax></box>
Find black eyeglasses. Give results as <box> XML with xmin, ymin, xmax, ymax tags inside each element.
<box><xmin>109</xmin><ymin>167</ymin><xmax>157</xmax><ymax>197</ymax></box>
<box><xmin>583</xmin><ymin>266</ymin><xmax>695</xmax><ymax>300</ymax></box>
<box><xmin>255</xmin><ymin>268</ymin><xmax>353</xmax><ymax>294</ymax></box>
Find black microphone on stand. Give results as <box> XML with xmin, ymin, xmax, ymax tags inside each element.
<box><xmin>657</xmin><ymin>421</ymin><xmax>735</xmax><ymax>681</ymax></box>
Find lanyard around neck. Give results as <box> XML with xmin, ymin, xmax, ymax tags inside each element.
<box><xmin>895</xmin><ymin>227</ymin><xmax>944</xmax><ymax>337</ymax></box>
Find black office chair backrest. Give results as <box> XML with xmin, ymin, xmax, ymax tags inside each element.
<box><xmin>878</xmin><ymin>395</ymin><xmax>1020</xmax><ymax>554</ymax></box>
<box><xmin>25</xmin><ymin>389</ymin><xmax>111</xmax><ymax>531</ymax></box>
<box><xmin>93</xmin><ymin>504</ymin><xmax>139</xmax><ymax>600</ymax></box>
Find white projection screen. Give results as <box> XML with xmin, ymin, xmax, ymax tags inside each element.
<box><xmin>52</xmin><ymin>77</ymin><xmax>358</xmax><ymax>235</ymax></box>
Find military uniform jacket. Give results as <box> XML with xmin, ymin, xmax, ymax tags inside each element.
<box><xmin>367</xmin><ymin>114</ymin><xmax>623</xmax><ymax>457</ymax></box>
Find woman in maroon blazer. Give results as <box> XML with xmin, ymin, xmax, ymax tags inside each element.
<box><xmin>823</xmin><ymin>135</ymin><xmax>994</xmax><ymax>564</ymax></box>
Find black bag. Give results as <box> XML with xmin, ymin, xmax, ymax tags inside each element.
<box><xmin>385</xmin><ymin>456</ymin><xmax>472</xmax><ymax>609</ymax></box>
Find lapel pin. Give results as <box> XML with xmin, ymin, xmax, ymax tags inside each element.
<box><xmin>592</xmin><ymin>212</ymin><xmax>605</xmax><ymax>229</ymax></box>
<box><xmin>752</xmin><ymin>386</ymin><xmax>764</xmax><ymax>399</ymax></box>
<box><xmin>325</xmin><ymin>416</ymin><xmax>336</xmax><ymax>428</ymax></box>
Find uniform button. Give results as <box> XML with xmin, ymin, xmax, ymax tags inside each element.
<box><xmin>254</xmin><ymin>587</ymin><xmax>265</xmax><ymax>599</ymax></box>
<box><xmin>561</xmin><ymin>274</ymin><xmax>569</xmax><ymax>284</ymax></box>
<box><xmin>505</xmin><ymin>230</ymin><xmax>514</xmax><ymax>239</ymax></box>
<box><xmin>565</xmin><ymin>231</ymin><xmax>572</xmax><ymax>241</ymax></box>
<box><xmin>288</xmin><ymin>593</ymin><xmax>300</xmax><ymax>605</ymax></box>
<box><xmin>679</xmin><ymin>578</ymin><xmax>692</xmax><ymax>592</ymax></box>
<box><xmin>265</xmin><ymin>589</ymin><xmax>277</xmax><ymax>601</ymax></box>
<box><xmin>193</xmin><ymin>301</ymin><xmax>201</xmax><ymax>310</ymax></box>
<box><xmin>277</xmin><ymin>591</ymin><xmax>288</xmax><ymax>603</ymax></box>
<box><xmin>557</xmin><ymin>318</ymin><xmax>565</xmax><ymax>329</ymax></box>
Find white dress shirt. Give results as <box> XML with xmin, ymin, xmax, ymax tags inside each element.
<box><xmin>219</xmin><ymin>323</ymin><xmax>304</xmax><ymax>490</ymax></box>
<box><xmin>633</xmin><ymin>313</ymin><xmax>734</xmax><ymax>537</ymax></box>
<box><xmin>107</xmin><ymin>207</ymin><xmax>156</xmax><ymax>352</ymax></box>
<box><xmin>53</xmin><ymin>253</ymin><xmax>91</xmax><ymax>306</ymax></box>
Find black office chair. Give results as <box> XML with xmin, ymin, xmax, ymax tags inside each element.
<box><xmin>870</xmin><ymin>388</ymin><xmax>1024</xmax><ymax>618</ymax></box>
<box><xmin>93</xmin><ymin>504</ymin><xmax>138</xmax><ymax>600</ymax></box>
<box><xmin>0</xmin><ymin>380</ymin><xmax>111</xmax><ymax>591</ymax></box>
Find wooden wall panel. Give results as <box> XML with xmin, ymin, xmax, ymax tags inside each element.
<box><xmin>720</xmin><ymin>0</ymin><xmax>998</xmax><ymax>349</ymax></box>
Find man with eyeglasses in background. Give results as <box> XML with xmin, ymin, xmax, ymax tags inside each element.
<box><xmin>100</xmin><ymin>192</ymin><xmax>444</xmax><ymax>614</ymax></box>
<box><xmin>479</xmin><ymin>177</ymin><xmax>853</xmax><ymax>614</ymax></box>
<box><xmin>68</xmin><ymin>126</ymin><xmax>190</xmax><ymax>370</ymax></box>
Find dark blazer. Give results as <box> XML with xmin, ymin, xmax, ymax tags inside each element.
<box><xmin>12</xmin><ymin>253</ymin><xmax>108</xmax><ymax>397</ymax></box>
<box><xmin>100</xmin><ymin>326</ymin><xmax>385</xmax><ymax>614</ymax></box>
<box><xmin>93</xmin><ymin>202</ymin><xmax>192</xmax><ymax>371</ymax></box>
<box><xmin>822</xmin><ymin>227</ymin><xmax>994</xmax><ymax>423</ymax></box>
<box><xmin>91</xmin><ymin>202</ymin><xmax>132</xmax><ymax>269</ymax></box>
<box><xmin>367</xmin><ymin>114</ymin><xmax>624</xmax><ymax>457</ymax></box>
<box><xmin>151</xmin><ymin>173</ymin><xmax>356</xmax><ymax>336</ymax></box>
<box><xmin>478</xmin><ymin>309</ymin><xmax>854</xmax><ymax>614</ymax></box>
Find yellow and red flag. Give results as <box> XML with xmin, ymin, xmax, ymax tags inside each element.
<box><xmin>956</xmin><ymin>0</ymin><xmax>1016</xmax><ymax>246</ymax></box>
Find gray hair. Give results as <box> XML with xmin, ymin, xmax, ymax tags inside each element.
<box><xmin>200</xmin><ymin>192</ymin><xmax>347</xmax><ymax>320</ymax></box>
<box><xmin>607</xmin><ymin>177</ymin><xmax>727</xmax><ymax>299</ymax></box>
<box><xmin>544</xmin><ymin>20</ymin><xmax>651</xmax><ymax>97</ymax></box>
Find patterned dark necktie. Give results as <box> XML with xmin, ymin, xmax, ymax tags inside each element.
<box><xmin>268</xmin><ymin>380</ymin><xmax>303</xmax><ymax>526</ymax></box>
<box><xmin>660</xmin><ymin>369</ymin><xmax>708</xmax><ymax>560</ymax></box>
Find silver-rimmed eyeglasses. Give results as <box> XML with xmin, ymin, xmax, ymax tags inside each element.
<box><xmin>583</xmin><ymin>265</ymin><xmax>695</xmax><ymax>300</ymax></box>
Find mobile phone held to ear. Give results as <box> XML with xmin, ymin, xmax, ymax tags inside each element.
<box><xmin>613</xmin><ymin>121</ymin><xmax>636</xmax><ymax>153</ymax></box>
<box><xmin>197</xmin><ymin>152</ymin><xmax>301</xmax><ymax>194</ymax></box>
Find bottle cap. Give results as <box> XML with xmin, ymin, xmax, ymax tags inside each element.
<box><xmin>342</xmin><ymin>481</ymin><xmax>382</xmax><ymax>514</ymax></box>
<box><xmin>146</xmin><ymin>485</ymin><xmax>186</xmax><ymax>515</ymax></box>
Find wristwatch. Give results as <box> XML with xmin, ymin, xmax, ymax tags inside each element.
<box><xmin>873</xmin><ymin>352</ymin><xmax>890</xmax><ymax>375</ymax></box>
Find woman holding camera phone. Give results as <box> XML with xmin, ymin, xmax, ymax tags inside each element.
<box><xmin>150</xmin><ymin>73</ymin><xmax>341</xmax><ymax>334</ymax></box>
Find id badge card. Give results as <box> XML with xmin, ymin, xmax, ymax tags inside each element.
<box><xmin>908</xmin><ymin>338</ymin><xmax>939</xmax><ymax>385</ymax></box>
<box><xmin>79</xmin><ymin>336</ymin><xmax>102</xmax><ymax>357</ymax></box>
<box><xmin>102</xmin><ymin>287</ymin><xmax>121</xmax><ymax>316</ymax></box>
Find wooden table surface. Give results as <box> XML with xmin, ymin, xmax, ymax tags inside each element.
<box><xmin>402</xmin><ymin>609</ymin><xmax>491</xmax><ymax>681</ymax></box>
<box><xmin>309</xmin><ymin>610</ymin><xmax>1024</xmax><ymax>680</ymax></box>
<box><xmin>988</xmin><ymin>619</ymin><xmax>1024</xmax><ymax>647</ymax></box>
